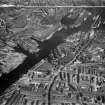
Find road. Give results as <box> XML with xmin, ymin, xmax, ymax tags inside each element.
<box><xmin>47</xmin><ymin>28</ymin><xmax>98</xmax><ymax>105</ymax></box>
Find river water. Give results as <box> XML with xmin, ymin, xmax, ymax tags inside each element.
<box><xmin>0</xmin><ymin>13</ymin><xmax>93</xmax><ymax>95</ymax></box>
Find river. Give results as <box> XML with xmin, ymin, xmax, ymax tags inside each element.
<box><xmin>0</xmin><ymin>13</ymin><xmax>93</xmax><ymax>95</ymax></box>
